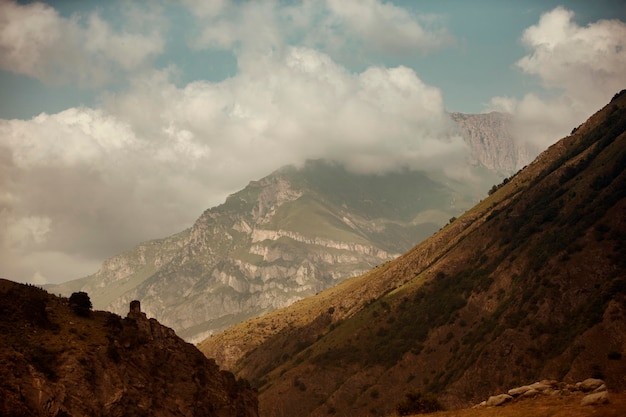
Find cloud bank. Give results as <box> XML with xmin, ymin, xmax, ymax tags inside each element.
<box><xmin>490</xmin><ymin>6</ymin><xmax>626</xmax><ymax>149</ymax></box>
<box><xmin>1</xmin><ymin>2</ymin><xmax>624</xmax><ymax>285</ymax></box>
<box><xmin>0</xmin><ymin>0</ymin><xmax>462</xmax><ymax>284</ymax></box>
<box><xmin>0</xmin><ymin>1</ymin><xmax>164</xmax><ymax>86</ymax></box>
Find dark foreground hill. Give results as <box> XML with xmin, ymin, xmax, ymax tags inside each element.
<box><xmin>199</xmin><ymin>91</ymin><xmax>626</xmax><ymax>417</ymax></box>
<box><xmin>0</xmin><ymin>279</ymin><xmax>258</xmax><ymax>417</ymax></box>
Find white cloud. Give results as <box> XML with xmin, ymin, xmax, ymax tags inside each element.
<box><xmin>321</xmin><ymin>0</ymin><xmax>453</xmax><ymax>56</ymax></box>
<box><xmin>490</xmin><ymin>7</ymin><xmax>626</xmax><ymax>149</ymax></box>
<box><xmin>186</xmin><ymin>0</ymin><xmax>453</xmax><ymax>62</ymax></box>
<box><xmin>1</xmin><ymin>40</ymin><xmax>466</xmax><ymax>283</ymax></box>
<box><xmin>0</xmin><ymin>0</ymin><xmax>465</xmax><ymax>285</ymax></box>
<box><xmin>0</xmin><ymin>1</ymin><xmax>164</xmax><ymax>86</ymax></box>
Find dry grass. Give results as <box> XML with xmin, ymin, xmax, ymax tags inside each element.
<box><xmin>411</xmin><ymin>391</ymin><xmax>626</xmax><ymax>417</ymax></box>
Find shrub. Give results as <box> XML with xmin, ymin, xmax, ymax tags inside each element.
<box><xmin>69</xmin><ymin>291</ymin><xmax>92</xmax><ymax>317</ymax></box>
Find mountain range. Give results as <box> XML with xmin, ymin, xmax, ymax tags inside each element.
<box><xmin>48</xmin><ymin>112</ymin><xmax>525</xmax><ymax>343</ymax></box>
<box><xmin>198</xmin><ymin>91</ymin><xmax>626</xmax><ymax>417</ymax></box>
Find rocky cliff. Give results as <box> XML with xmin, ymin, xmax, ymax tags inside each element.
<box><xmin>451</xmin><ymin>111</ymin><xmax>535</xmax><ymax>173</ymax></box>
<box><xmin>0</xmin><ymin>278</ymin><xmax>258</xmax><ymax>417</ymax></box>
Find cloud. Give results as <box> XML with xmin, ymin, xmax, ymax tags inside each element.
<box><xmin>320</xmin><ymin>0</ymin><xmax>454</xmax><ymax>56</ymax></box>
<box><xmin>0</xmin><ymin>0</ymin><xmax>465</xmax><ymax>285</ymax></box>
<box><xmin>0</xmin><ymin>0</ymin><xmax>164</xmax><ymax>86</ymax></box>
<box><xmin>186</xmin><ymin>0</ymin><xmax>453</xmax><ymax>61</ymax></box>
<box><xmin>490</xmin><ymin>7</ymin><xmax>626</xmax><ymax>149</ymax></box>
<box><xmin>1</xmin><ymin>45</ymin><xmax>465</xmax><ymax>284</ymax></box>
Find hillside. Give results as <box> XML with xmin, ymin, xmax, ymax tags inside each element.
<box><xmin>49</xmin><ymin>159</ymin><xmax>499</xmax><ymax>343</ymax></box>
<box><xmin>0</xmin><ymin>278</ymin><xmax>258</xmax><ymax>417</ymax></box>
<box><xmin>198</xmin><ymin>91</ymin><xmax>626</xmax><ymax>417</ymax></box>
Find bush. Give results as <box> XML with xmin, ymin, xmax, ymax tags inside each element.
<box><xmin>69</xmin><ymin>291</ymin><xmax>92</xmax><ymax>317</ymax></box>
<box><xmin>395</xmin><ymin>391</ymin><xmax>443</xmax><ymax>415</ymax></box>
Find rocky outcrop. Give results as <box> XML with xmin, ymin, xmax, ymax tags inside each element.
<box><xmin>477</xmin><ymin>378</ymin><xmax>610</xmax><ymax>408</ymax></box>
<box><xmin>0</xmin><ymin>279</ymin><xmax>258</xmax><ymax>417</ymax></box>
<box><xmin>451</xmin><ymin>111</ymin><xmax>536</xmax><ymax>173</ymax></box>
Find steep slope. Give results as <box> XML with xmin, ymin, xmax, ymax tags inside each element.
<box><xmin>50</xmin><ymin>160</ymin><xmax>495</xmax><ymax>343</ymax></box>
<box><xmin>198</xmin><ymin>91</ymin><xmax>626</xmax><ymax>417</ymax></box>
<box><xmin>0</xmin><ymin>278</ymin><xmax>257</xmax><ymax>417</ymax></box>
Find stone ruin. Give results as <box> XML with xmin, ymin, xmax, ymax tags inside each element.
<box><xmin>127</xmin><ymin>300</ymin><xmax>147</xmax><ymax>320</ymax></box>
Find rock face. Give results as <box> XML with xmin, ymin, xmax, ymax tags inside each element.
<box><xmin>451</xmin><ymin>111</ymin><xmax>536</xmax><ymax>173</ymax></box>
<box><xmin>0</xmin><ymin>279</ymin><xmax>258</xmax><ymax>417</ymax></box>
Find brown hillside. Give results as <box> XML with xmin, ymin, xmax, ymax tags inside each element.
<box><xmin>0</xmin><ymin>279</ymin><xmax>258</xmax><ymax>417</ymax></box>
<box><xmin>199</xmin><ymin>91</ymin><xmax>626</xmax><ymax>417</ymax></box>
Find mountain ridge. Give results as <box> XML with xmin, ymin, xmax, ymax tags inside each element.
<box><xmin>47</xmin><ymin>111</ymin><xmax>529</xmax><ymax>343</ymax></box>
<box><xmin>0</xmin><ymin>278</ymin><xmax>258</xmax><ymax>417</ymax></box>
<box><xmin>49</xmin><ymin>159</ymin><xmax>498</xmax><ymax>342</ymax></box>
<box><xmin>198</xmin><ymin>91</ymin><xmax>626</xmax><ymax>417</ymax></box>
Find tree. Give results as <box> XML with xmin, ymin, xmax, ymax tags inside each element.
<box><xmin>69</xmin><ymin>291</ymin><xmax>92</xmax><ymax>317</ymax></box>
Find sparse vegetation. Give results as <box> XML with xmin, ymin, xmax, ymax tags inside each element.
<box><xmin>395</xmin><ymin>390</ymin><xmax>443</xmax><ymax>415</ymax></box>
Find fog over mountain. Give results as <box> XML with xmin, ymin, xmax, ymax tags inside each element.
<box><xmin>1</xmin><ymin>1</ymin><xmax>625</xmax><ymax>285</ymax></box>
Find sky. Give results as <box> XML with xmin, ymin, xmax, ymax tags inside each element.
<box><xmin>1</xmin><ymin>0</ymin><xmax>625</xmax><ymax>285</ymax></box>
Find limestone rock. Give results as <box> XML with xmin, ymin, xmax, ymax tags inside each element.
<box><xmin>521</xmin><ymin>388</ymin><xmax>540</xmax><ymax>398</ymax></box>
<box><xmin>579</xmin><ymin>378</ymin><xmax>605</xmax><ymax>392</ymax></box>
<box><xmin>581</xmin><ymin>391</ymin><xmax>610</xmax><ymax>406</ymax></box>
<box><xmin>593</xmin><ymin>384</ymin><xmax>607</xmax><ymax>393</ymax></box>
<box><xmin>508</xmin><ymin>385</ymin><xmax>531</xmax><ymax>397</ymax></box>
<box><xmin>486</xmin><ymin>394</ymin><xmax>513</xmax><ymax>407</ymax></box>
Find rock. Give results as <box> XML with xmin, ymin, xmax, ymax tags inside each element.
<box><xmin>521</xmin><ymin>388</ymin><xmax>540</xmax><ymax>398</ymax></box>
<box><xmin>486</xmin><ymin>394</ymin><xmax>513</xmax><ymax>407</ymax></box>
<box><xmin>508</xmin><ymin>385</ymin><xmax>531</xmax><ymax>397</ymax></box>
<box><xmin>592</xmin><ymin>384</ymin><xmax>607</xmax><ymax>393</ymax></box>
<box><xmin>529</xmin><ymin>381</ymin><xmax>553</xmax><ymax>392</ymax></box>
<box><xmin>580</xmin><ymin>378</ymin><xmax>605</xmax><ymax>392</ymax></box>
<box><xmin>581</xmin><ymin>391</ymin><xmax>609</xmax><ymax>406</ymax></box>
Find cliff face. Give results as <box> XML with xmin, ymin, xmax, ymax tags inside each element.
<box><xmin>451</xmin><ymin>111</ymin><xmax>536</xmax><ymax>173</ymax></box>
<box><xmin>0</xmin><ymin>279</ymin><xmax>258</xmax><ymax>417</ymax></box>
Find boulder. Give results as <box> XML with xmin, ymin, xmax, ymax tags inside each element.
<box><xmin>528</xmin><ymin>381</ymin><xmax>553</xmax><ymax>392</ymax></box>
<box><xmin>508</xmin><ymin>385</ymin><xmax>531</xmax><ymax>397</ymax></box>
<box><xmin>486</xmin><ymin>394</ymin><xmax>513</xmax><ymax>407</ymax></box>
<box><xmin>581</xmin><ymin>391</ymin><xmax>609</xmax><ymax>406</ymax></box>
<box><xmin>521</xmin><ymin>388</ymin><xmax>540</xmax><ymax>398</ymax></box>
<box><xmin>592</xmin><ymin>384</ymin><xmax>607</xmax><ymax>393</ymax></box>
<box><xmin>579</xmin><ymin>378</ymin><xmax>605</xmax><ymax>392</ymax></box>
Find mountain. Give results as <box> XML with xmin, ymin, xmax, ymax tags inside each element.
<box><xmin>0</xmin><ymin>278</ymin><xmax>258</xmax><ymax>417</ymax></box>
<box><xmin>198</xmin><ymin>91</ymin><xmax>626</xmax><ymax>417</ymax></box>
<box><xmin>49</xmin><ymin>157</ymin><xmax>500</xmax><ymax>343</ymax></box>
<box><xmin>450</xmin><ymin>111</ymin><xmax>535</xmax><ymax>173</ymax></box>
